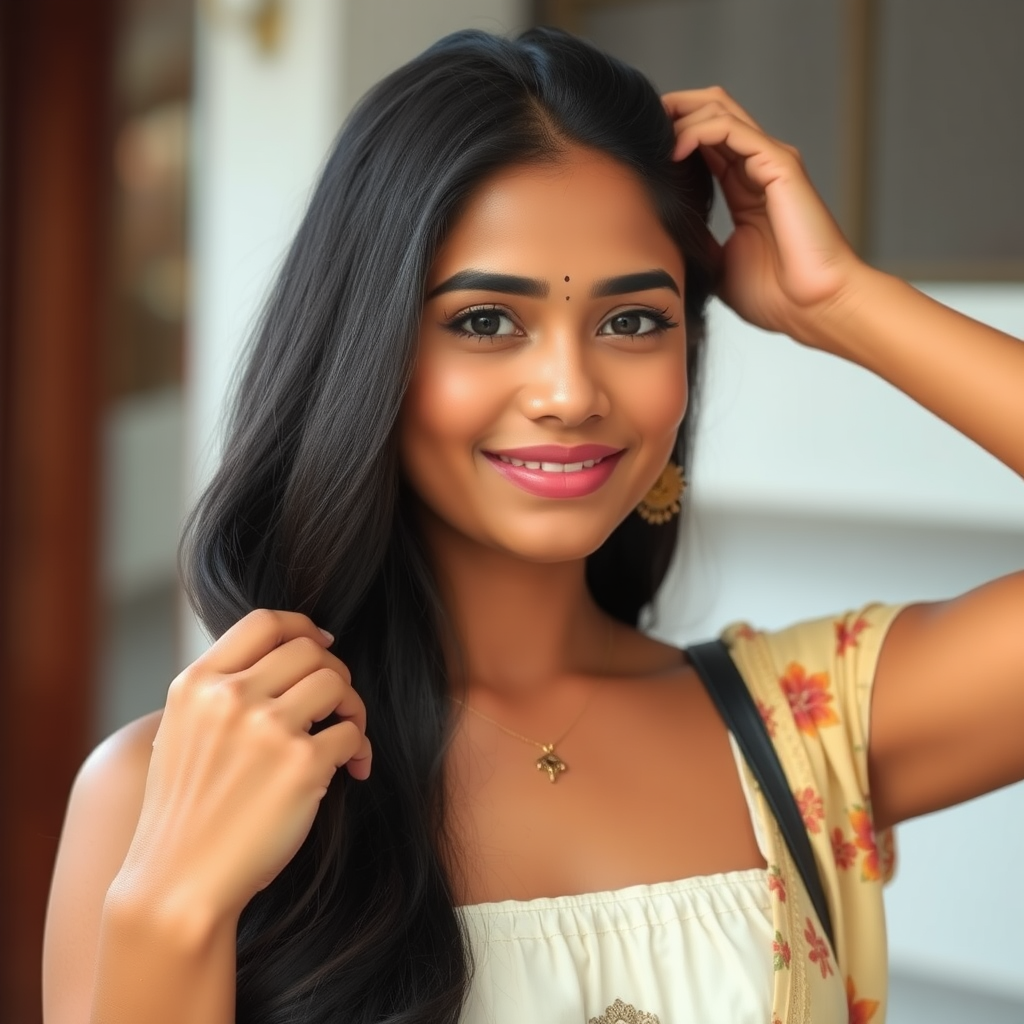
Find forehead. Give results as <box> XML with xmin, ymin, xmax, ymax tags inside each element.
<box><xmin>427</xmin><ymin>147</ymin><xmax>683</xmax><ymax>287</ymax></box>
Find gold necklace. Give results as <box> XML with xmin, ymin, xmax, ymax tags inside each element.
<box><xmin>451</xmin><ymin>629</ymin><xmax>610</xmax><ymax>784</ymax></box>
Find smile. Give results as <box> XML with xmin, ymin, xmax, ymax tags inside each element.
<box><xmin>483</xmin><ymin>448</ymin><xmax>625</xmax><ymax>499</ymax></box>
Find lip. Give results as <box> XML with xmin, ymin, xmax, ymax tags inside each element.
<box><xmin>483</xmin><ymin>447</ymin><xmax>626</xmax><ymax>500</ymax></box>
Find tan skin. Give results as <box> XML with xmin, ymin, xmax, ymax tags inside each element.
<box><xmin>43</xmin><ymin>89</ymin><xmax>1024</xmax><ymax>1023</ymax></box>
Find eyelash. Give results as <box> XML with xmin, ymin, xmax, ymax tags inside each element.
<box><xmin>440</xmin><ymin>304</ymin><xmax>679</xmax><ymax>340</ymax></box>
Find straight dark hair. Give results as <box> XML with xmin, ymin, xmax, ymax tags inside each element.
<box><xmin>180</xmin><ymin>25</ymin><xmax>716</xmax><ymax>1024</ymax></box>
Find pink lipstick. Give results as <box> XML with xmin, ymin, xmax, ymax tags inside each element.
<box><xmin>483</xmin><ymin>444</ymin><xmax>625</xmax><ymax>499</ymax></box>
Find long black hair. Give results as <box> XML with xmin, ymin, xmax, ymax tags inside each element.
<box><xmin>180</xmin><ymin>25</ymin><xmax>716</xmax><ymax>1024</ymax></box>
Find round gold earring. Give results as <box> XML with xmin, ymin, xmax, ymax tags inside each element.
<box><xmin>636</xmin><ymin>461</ymin><xmax>686</xmax><ymax>524</ymax></box>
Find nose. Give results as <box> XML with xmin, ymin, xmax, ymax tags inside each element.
<box><xmin>518</xmin><ymin>330</ymin><xmax>611</xmax><ymax>427</ymax></box>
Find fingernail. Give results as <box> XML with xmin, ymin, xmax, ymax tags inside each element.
<box><xmin>318</xmin><ymin>628</ymin><xmax>335</xmax><ymax>644</ymax></box>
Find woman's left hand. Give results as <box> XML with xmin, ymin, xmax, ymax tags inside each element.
<box><xmin>663</xmin><ymin>86</ymin><xmax>864</xmax><ymax>345</ymax></box>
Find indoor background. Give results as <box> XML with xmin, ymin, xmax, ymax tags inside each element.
<box><xmin>1</xmin><ymin>2</ymin><xmax>1021</xmax><ymax>1022</ymax></box>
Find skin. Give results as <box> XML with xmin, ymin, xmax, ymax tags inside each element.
<box><xmin>42</xmin><ymin>88</ymin><xmax>1024</xmax><ymax>1023</ymax></box>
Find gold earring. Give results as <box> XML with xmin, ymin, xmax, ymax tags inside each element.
<box><xmin>636</xmin><ymin>461</ymin><xmax>686</xmax><ymax>524</ymax></box>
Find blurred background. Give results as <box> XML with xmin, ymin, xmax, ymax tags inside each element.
<box><xmin>1</xmin><ymin>1</ymin><xmax>1021</xmax><ymax>1021</ymax></box>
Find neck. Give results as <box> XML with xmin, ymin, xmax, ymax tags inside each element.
<box><xmin>418</xmin><ymin>509</ymin><xmax>613</xmax><ymax>700</ymax></box>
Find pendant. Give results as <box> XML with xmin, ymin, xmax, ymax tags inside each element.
<box><xmin>588</xmin><ymin>999</ymin><xmax>661</xmax><ymax>1024</ymax></box>
<box><xmin>536</xmin><ymin>744</ymin><xmax>567</xmax><ymax>783</ymax></box>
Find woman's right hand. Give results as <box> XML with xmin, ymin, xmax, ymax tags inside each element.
<box><xmin>110</xmin><ymin>609</ymin><xmax>371</xmax><ymax>922</ymax></box>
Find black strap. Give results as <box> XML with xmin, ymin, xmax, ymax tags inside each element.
<box><xmin>686</xmin><ymin>639</ymin><xmax>836</xmax><ymax>953</ymax></box>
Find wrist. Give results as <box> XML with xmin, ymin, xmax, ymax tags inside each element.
<box><xmin>788</xmin><ymin>263</ymin><xmax>898</xmax><ymax>360</ymax></box>
<box><xmin>104</xmin><ymin>872</ymin><xmax>241</xmax><ymax>953</ymax></box>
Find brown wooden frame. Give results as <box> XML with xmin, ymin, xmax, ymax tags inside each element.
<box><xmin>0</xmin><ymin>2</ymin><xmax>115</xmax><ymax>1021</ymax></box>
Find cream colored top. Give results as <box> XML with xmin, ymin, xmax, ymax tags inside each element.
<box><xmin>459</xmin><ymin>868</ymin><xmax>776</xmax><ymax>1024</ymax></box>
<box><xmin>457</xmin><ymin>738</ymin><xmax>777</xmax><ymax>1024</ymax></box>
<box><xmin>457</xmin><ymin>604</ymin><xmax>905</xmax><ymax>1024</ymax></box>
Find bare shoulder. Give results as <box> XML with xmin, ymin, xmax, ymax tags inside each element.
<box><xmin>43</xmin><ymin>709</ymin><xmax>164</xmax><ymax>1024</ymax></box>
<box><xmin>79</xmin><ymin>708</ymin><xmax>164</xmax><ymax>791</ymax></box>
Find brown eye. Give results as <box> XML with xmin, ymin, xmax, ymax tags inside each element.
<box><xmin>444</xmin><ymin>306</ymin><xmax>520</xmax><ymax>339</ymax></box>
<box><xmin>598</xmin><ymin>308</ymin><xmax>676</xmax><ymax>338</ymax></box>
<box><xmin>467</xmin><ymin>311</ymin><xmax>502</xmax><ymax>335</ymax></box>
<box><xmin>608</xmin><ymin>313</ymin><xmax>643</xmax><ymax>335</ymax></box>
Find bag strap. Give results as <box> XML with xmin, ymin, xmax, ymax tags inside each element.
<box><xmin>686</xmin><ymin>639</ymin><xmax>836</xmax><ymax>952</ymax></box>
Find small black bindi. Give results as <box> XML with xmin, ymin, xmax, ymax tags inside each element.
<box><xmin>564</xmin><ymin>276</ymin><xmax>570</xmax><ymax>282</ymax></box>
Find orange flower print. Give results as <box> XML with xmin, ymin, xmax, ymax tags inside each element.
<box><xmin>780</xmin><ymin>663</ymin><xmax>839</xmax><ymax>735</ymax></box>
<box><xmin>835</xmin><ymin>615</ymin><xmax>869</xmax><ymax>655</ymax></box>
<box><xmin>772</xmin><ymin>930</ymin><xmax>792</xmax><ymax>971</ymax></box>
<box><xmin>831</xmin><ymin>826</ymin><xmax>857</xmax><ymax>870</ymax></box>
<box><xmin>846</xmin><ymin>976</ymin><xmax>880</xmax><ymax>1023</ymax></box>
<box><xmin>849</xmin><ymin>805</ymin><xmax>880</xmax><ymax>881</ymax></box>
<box><xmin>757</xmin><ymin>698</ymin><xmax>778</xmax><ymax>738</ymax></box>
<box><xmin>804</xmin><ymin>918</ymin><xmax>833</xmax><ymax>979</ymax></box>
<box><xmin>767</xmin><ymin>864</ymin><xmax>787</xmax><ymax>902</ymax></box>
<box><xmin>796</xmin><ymin>786</ymin><xmax>825</xmax><ymax>834</ymax></box>
<box><xmin>734</xmin><ymin>624</ymin><xmax>759</xmax><ymax>640</ymax></box>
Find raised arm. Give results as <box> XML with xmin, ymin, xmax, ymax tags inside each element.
<box><xmin>663</xmin><ymin>86</ymin><xmax>1024</xmax><ymax>828</ymax></box>
<box><xmin>43</xmin><ymin>610</ymin><xmax>371</xmax><ymax>1024</ymax></box>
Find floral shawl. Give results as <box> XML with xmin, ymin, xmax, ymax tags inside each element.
<box><xmin>723</xmin><ymin>603</ymin><xmax>906</xmax><ymax>1024</ymax></box>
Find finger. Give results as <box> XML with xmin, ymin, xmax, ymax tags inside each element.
<box><xmin>203</xmin><ymin>609</ymin><xmax>333</xmax><ymax>674</ymax></box>
<box><xmin>672</xmin><ymin>113</ymin><xmax>799</xmax><ymax>191</ymax></box>
<box><xmin>311</xmin><ymin>719</ymin><xmax>372</xmax><ymax>778</ymax></box>
<box><xmin>344</xmin><ymin>734</ymin><xmax>373</xmax><ymax>781</ymax></box>
<box><xmin>662</xmin><ymin>87</ymin><xmax>764</xmax><ymax>132</ymax></box>
<box><xmin>275</xmin><ymin>666</ymin><xmax>367</xmax><ymax>736</ymax></box>
<box><xmin>248</xmin><ymin>635</ymin><xmax>352</xmax><ymax>700</ymax></box>
<box><xmin>671</xmin><ymin>104</ymin><xmax>764</xmax><ymax>167</ymax></box>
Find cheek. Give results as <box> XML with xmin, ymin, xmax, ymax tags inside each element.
<box><xmin>407</xmin><ymin>365</ymin><xmax>483</xmax><ymax>438</ymax></box>
<box><xmin>617</xmin><ymin>349</ymin><xmax>690</xmax><ymax>449</ymax></box>
<box><xmin>399</xmin><ymin>352</ymin><xmax>500</xmax><ymax>491</ymax></box>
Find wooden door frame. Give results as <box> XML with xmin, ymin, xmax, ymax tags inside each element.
<box><xmin>0</xmin><ymin>1</ymin><xmax>115</xmax><ymax>1020</ymax></box>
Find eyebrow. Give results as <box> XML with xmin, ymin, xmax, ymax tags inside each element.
<box><xmin>425</xmin><ymin>267</ymin><xmax>681</xmax><ymax>301</ymax></box>
<box><xmin>591</xmin><ymin>270</ymin><xmax>680</xmax><ymax>298</ymax></box>
<box><xmin>426</xmin><ymin>270</ymin><xmax>548</xmax><ymax>300</ymax></box>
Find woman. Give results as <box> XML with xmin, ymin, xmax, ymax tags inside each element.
<box><xmin>43</xmin><ymin>26</ymin><xmax>1023</xmax><ymax>1024</ymax></box>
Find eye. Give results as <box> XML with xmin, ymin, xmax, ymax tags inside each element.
<box><xmin>598</xmin><ymin>308</ymin><xmax>678</xmax><ymax>338</ymax></box>
<box><xmin>442</xmin><ymin>305</ymin><xmax>521</xmax><ymax>339</ymax></box>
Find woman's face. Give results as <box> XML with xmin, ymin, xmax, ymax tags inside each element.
<box><xmin>400</xmin><ymin>145</ymin><xmax>689</xmax><ymax>562</ymax></box>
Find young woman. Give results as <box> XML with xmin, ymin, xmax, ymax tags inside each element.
<box><xmin>43</xmin><ymin>26</ymin><xmax>1023</xmax><ymax>1024</ymax></box>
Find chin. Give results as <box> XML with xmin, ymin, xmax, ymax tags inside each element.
<box><xmin>485</xmin><ymin>513</ymin><xmax>627</xmax><ymax>564</ymax></box>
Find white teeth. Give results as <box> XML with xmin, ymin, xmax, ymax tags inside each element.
<box><xmin>494</xmin><ymin>454</ymin><xmax>608</xmax><ymax>472</ymax></box>
<box><xmin>493</xmin><ymin>454</ymin><xmax>606</xmax><ymax>473</ymax></box>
